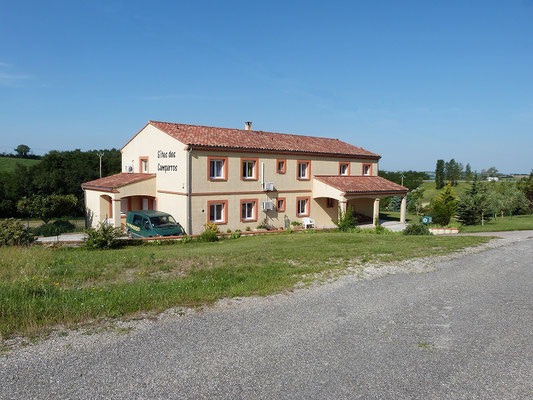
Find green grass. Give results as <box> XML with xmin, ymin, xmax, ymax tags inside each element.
<box><xmin>459</xmin><ymin>214</ymin><xmax>533</xmax><ymax>232</ymax></box>
<box><xmin>419</xmin><ymin>181</ymin><xmax>470</xmax><ymax>204</ymax></box>
<box><xmin>0</xmin><ymin>156</ymin><xmax>40</xmax><ymax>173</ymax></box>
<box><xmin>0</xmin><ymin>232</ymin><xmax>489</xmax><ymax>339</ymax></box>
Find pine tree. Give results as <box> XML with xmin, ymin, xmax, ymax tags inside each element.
<box><xmin>435</xmin><ymin>160</ymin><xmax>445</xmax><ymax>189</ymax></box>
<box><xmin>464</xmin><ymin>164</ymin><xmax>473</xmax><ymax>181</ymax></box>
<box><xmin>456</xmin><ymin>176</ymin><xmax>491</xmax><ymax>225</ymax></box>
<box><xmin>430</xmin><ymin>184</ymin><xmax>457</xmax><ymax>225</ymax></box>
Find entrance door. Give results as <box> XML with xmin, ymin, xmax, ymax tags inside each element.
<box><xmin>142</xmin><ymin>198</ymin><xmax>149</xmax><ymax>210</ymax></box>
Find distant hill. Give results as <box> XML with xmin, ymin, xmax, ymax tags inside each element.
<box><xmin>0</xmin><ymin>156</ymin><xmax>40</xmax><ymax>173</ymax></box>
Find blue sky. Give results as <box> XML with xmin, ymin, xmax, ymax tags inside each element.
<box><xmin>1</xmin><ymin>0</ymin><xmax>532</xmax><ymax>173</ymax></box>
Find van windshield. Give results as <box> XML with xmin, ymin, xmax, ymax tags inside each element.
<box><xmin>149</xmin><ymin>215</ymin><xmax>177</xmax><ymax>228</ymax></box>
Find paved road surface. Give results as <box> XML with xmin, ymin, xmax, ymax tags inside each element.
<box><xmin>1</xmin><ymin>233</ymin><xmax>532</xmax><ymax>399</ymax></box>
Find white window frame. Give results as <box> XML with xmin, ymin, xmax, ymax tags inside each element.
<box><xmin>141</xmin><ymin>159</ymin><xmax>148</xmax><ymax>173</ymax></box>
<box><xmin>363</xmin><ymin>164</ymin><xmax>371</xmax><ymax>176</ymax></box>
<box><xmin>340</xmin><ymin>163</ymin><xmax>349</xmax><ymax>176</ymax></box>
<box><xmin>210</xmin><ymin>159</ymin><xmax>225</xmax><ymax>179</ymax></box>
<box><xmin>277</xmin><ymin>160</ymin><xmax>285</xmax><ymax>173</ymax></box>
<box><xmin>241</xmin><ymin>201</ymin><xmax>255</xmax><ymax>221</ymax></box>
<box><xmin>298</xmin><ymin>162</ymin><xmax>308</xmax><ymax>179</ymax></box>
<box><xmin>242</xmin><ymin>160</ymin><xmax>256</xmax><ymax>180</ymax></box>
<box><xmin>209</xmin><ymin>203</ymin><xmax>224</xmax><ymax>223</ymax></box>
<box><xmin>297</xmin><ymin>198</ymin><xmax>308</xmax><ymax>216</ymax></box>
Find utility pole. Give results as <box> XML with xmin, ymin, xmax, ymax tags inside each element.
<box><xmin>400</xmin><ymin>173</ymin><xmax>405</xmax><ymax>187</ymax></box>
<box><xmin>98</xmin><ymin>151</ymin><xmax>104</xmax><ymax>178</ymax></box>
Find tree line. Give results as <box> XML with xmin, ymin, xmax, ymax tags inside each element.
<box><xmin>0</xmin><ymin>149</ymin><xmax>121</xmax><ymax>218</ymax></box>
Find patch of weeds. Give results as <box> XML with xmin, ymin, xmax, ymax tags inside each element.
<box><xmin>416</xmin><ymin>342</ymin><xmax>434</xmax><ymax>349</ymax></box>
<box><xmin>115</xmin><ymin>326</ymin><xmax>134</xmax><ymax>335</ymax></box>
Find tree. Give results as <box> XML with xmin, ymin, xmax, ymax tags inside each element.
<box><xmin>17</xmin><ymin>194</ymin><xmax>78</xmax><ymax>224</ymax></box>
<box><xmin>500</xmin><ymin>187</ymin><xmax>530</xmax><ymax>218</ymax></box>
<box><xmin>407</xmin><ymin>187</ymin><xmax>425</xmax><ymax>216</ymax></box>
<box><xmin>435</xmin><ymin>160</ymin><xmax>445</xmax><ymax>189</ymax></box>
<box><xmin>430</xmin><ymin>184</ymin><xmax>457</xmax><ymax>225</ymax></box>
<box><xmin>456</xmin><ymin>177</ymin><xmax>492</xmax><ymax>225</ymax></box>
<box><xmin>378</xmin><ymin>170</ymin><xmax>428</xmax><ymax>191</ymax></box>
<box><xmin>481</xmin><ymin>167</ymin><xmax>499</xmax><ymax>179</ymax></box>
<box><xmin>517</xmin><ymin>170</ymin><xmax>533</xmax><ymax>212</ymax></box>
<box><xmin>445</xmin><ymin>159</ymin><xmax>461</xmax><ymax>186</ymax></box>
<box><xmin>14</xmin><ymin>144</ymin><xmax>30</xmax><ymax>158</ymax></box>
<box><xmin>464</xmin><ymin>163</ymin><xmax>473</xmax><ymax>181</ymax></box>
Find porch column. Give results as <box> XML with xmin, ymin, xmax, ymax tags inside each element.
<box><xmin>373</xmin><ymin>198</ymin><xmax>380</xmax><ymax>226</ymax></box>
<box><xmin>112</xmin><ymin>199</ymin><xmax>122</xmax><ymax>228</ymax></box>
<box><xmin>400</xmin><ymin>196</ymin><xmax>407</xmax><ymax>223</ymax></box>
<box><xmin>338</xmin><ymin>200</ymin><xmax>347</xmax><ymax>214</ymax></box>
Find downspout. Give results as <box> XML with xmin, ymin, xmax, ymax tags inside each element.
<box><xmin>187</xmin><ymin>147</ymin><xmax>193</xmax><ymax>235</ymax></box>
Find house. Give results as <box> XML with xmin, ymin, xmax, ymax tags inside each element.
<box><xmin>81</xmin><ymin>121</ymin><xmax>408</xmax><ymax>234</ymax></box>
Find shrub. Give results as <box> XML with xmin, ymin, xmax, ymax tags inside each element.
<box><xmin>32</xmin><ymin>220</ymin><xmax>76</xmax><ymax>237</ymax></box>
<box><xmin>334</xmin><ymin>206</ymin><xmax>358</xmax><ymax>232</ymax></box>
<box><xmin>245</xmin><ymin>226</ymin><xmax>251</xmax><ymax>232</ymax></box>
<box><xmin>203</xmin><ymin>222</ymin><xmax>219</xmax><ymax>233</ymax></box>
<box><xmin>403</xmin><ymin>222</ymin><xmax>431</xmax><ymax>236</ymax></box>
<box><xmin>230</xmin><ymin>231</ymin><xmax>242</xmax><ymax>239</ymax></box>
<box><xmin>181</xmin><ymin>235</ymin><xmax>192</xmax><ymax>244</ymax></box>
<box><xmin>226</xmin><ymin>229</ymin><xmax>232</xmax><ymax>233</ymax></box>
<box><xmin>199</xmin><ymin>229</ymin><xmax>219</xmax><ymax>242</ymax></box>
<box><xmin>430</xmin><ymin>184</ymin><xmax>457</xmax><ymax>226</ymax></box>
<box><xmin>84</xmin><ymin>223</ymin><xmax>125</xmax><ymax>250</ymax></box>
<box><xmin>0</xmin><ymin>218</ymin><xmax>34</xmax><ymax>246</ymax></box>
<box><xmin>290</xmin><ymin>221</ymin><xmax>302</xmax><ymax>227</ymax></box>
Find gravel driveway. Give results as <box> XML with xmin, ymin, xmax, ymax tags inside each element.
<box><xmin>1</xmin><ymin>232</ymin><xmax>532</xmax><ymax>399</ymax></box>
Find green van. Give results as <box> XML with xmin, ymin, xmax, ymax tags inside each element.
<box><xmin>126</xmin><ymin>210</ymin><xmax>185</xmax><ymax>238</ymax></box>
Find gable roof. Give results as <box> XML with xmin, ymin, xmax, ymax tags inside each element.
<box><xmin>314</xmin><ymin>175</ymin><xmax>408</xmax><ymax>195</ymax></box>
<box><xmin>124</xmin><ymin>121</ymin><xmax>380</xmax><ymax>159</ymax></box>
<box><xmin>81</xmin><ymin>173</ymin><xmax>155</xmax><ymax>192</ymax></box>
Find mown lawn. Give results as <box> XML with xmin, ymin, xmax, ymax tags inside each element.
<box><xmin>419</xmin><ymin>181</ymin><xmax>470</xmax><ymax>204</ymax></box>
<box><xmin>0</xmin><ymin>156</ymin><xmax>40</xmax><ymax>173</ymax></box>
<box><xmin>0</xmin><ymin>232</ymin><xmax>490</xmax><ymax>339</ymax></box>
<box><xmin>460</xmin><ymin>214</ymin><xmax>533</xmax><ymax>232</ymax></box>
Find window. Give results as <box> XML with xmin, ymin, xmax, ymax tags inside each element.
<box><xmin>276</xmin><ymin>159</ymin><xmax>286</xmax><ymax>174</ymax></box>
<box><xmin>208</xmin><ymin>157</ymin><xmax>227</xmax><ymax>180</ymax></box>
<box><xmin>326</xmin><ymin>198</ymin><xmax>334</xmax><ymax>208</ymax></box>
<box><xmin>339</xmin><ymin>162</ymin><xmax>350</xmax><ymax>176</ymax></box>
<box><xmin>241</xmin><ymin>158</ymin><xmax>258</xmax><ymax>180</ymax></box>
<box><xmin>297</xmin><ymin>160</ymin><xmax>311</xmax><ymax>180</ymax></box>
<box><xmin>208</xmin><ymin>200</ymin><xmax>227</xmax><ymax>224</ymax></box>
<box><xmin>240</xmin><ymin>199</ymin><xmax>257</xmax><ymax>222</ymax></box>
<box><xmin>276</xmin><ymin>197</ymin><xmax>286</xmax><ymax>212</ymax></box>
<box><xmin>296</xmin><ymin>196</ymin><xmax>310</xmax><ymax>217</ymax></box>
<box><xmin>363</xmin><ymin>163</ymin><xmax>372</xmax><ymax>176</ymax></box>
<box><xmin>132</xmin><ymin>214</ymin><xmax>143</xmax><ymax>227</ymax></box>
<box><xmin>139</xmin><ymin>157</ymin><xmax>149</xmax><ymax>173</ymax></box>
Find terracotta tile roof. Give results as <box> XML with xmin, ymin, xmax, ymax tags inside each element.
<box><xmin>143</xmin><ymin>121</ymin><xmax>380</xmax><ymax>159</ymax></box>
<box><xmin>314</xmin><ymin>175</ymin><xmax>408</xmax><ymax>194</ymax></box>
<box><xmin>81</xmin><ymin>173</ymin><xmax>155</xmax><ymax>191</ymax></box>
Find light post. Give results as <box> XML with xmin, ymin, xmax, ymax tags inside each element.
<box><xmin>98</xmin><ymin>151</ymin><xmax>104</xmax><ymax>178</ymax></box>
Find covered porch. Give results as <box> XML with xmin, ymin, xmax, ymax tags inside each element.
<box><xmin>313</xmin><ymin>175</ymin><xmax>409</xmax><ymax>226</ymax></box>
<box><xmin>81</xmin><ymin>173</ymin><xmax>157</xmax><ymax>229</ymax></box>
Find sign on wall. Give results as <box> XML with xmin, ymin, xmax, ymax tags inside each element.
<box><xmin>157</xmin><ymin>150</ymin><xmax>178</xmax><ymax>173</ymax></box>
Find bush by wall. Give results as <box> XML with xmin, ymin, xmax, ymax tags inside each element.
<box><xmin>84</xmin><ymin>223</ymin><xmax>125</xmax><ymax>250</ymax></box>
<box><xmin>403</xmin><ymin>222</ymin><xmax>431</xmax><ymax>236</ymax></box>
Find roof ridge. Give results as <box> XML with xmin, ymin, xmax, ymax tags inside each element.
<box><xmin>149</xmin><ymin>120</ymin><xmax>362</xmax><ymax>146</ymax></box>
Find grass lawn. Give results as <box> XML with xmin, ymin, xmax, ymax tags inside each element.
<box><xmin>0</xmin><ymin>232</ymin><xmax>490</xmax><ymax>339</ymax></box>
<box><xmin>0</xmin><ymin>156</ymin><xmax>40</xmax><ymax>173</ymax></box>
<box><xmin>460</xmin><ymin>214</ymin><xmax>533</xmax><ymax>232</ymax></box>
<box><xmin>419</xmin><ymin>181</ymin><xmax>470</xmax><ymax>204</ymax></box>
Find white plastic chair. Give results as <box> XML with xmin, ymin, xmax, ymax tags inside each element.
<box><xmin>302</xmin><ymin>217</ymin><xmax>315</xmax><ymax>229</ymax></box>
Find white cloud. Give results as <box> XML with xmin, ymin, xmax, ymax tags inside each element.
<box><xmin>0</xmin><ymin>62</ymin><xmax>32</xmax><ymax>87</ymax></box>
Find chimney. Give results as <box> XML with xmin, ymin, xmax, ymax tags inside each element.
<box><xmin>244</xmin><ymin>121</ymin><xmax>252</xmax><ymax>130</ymax></box>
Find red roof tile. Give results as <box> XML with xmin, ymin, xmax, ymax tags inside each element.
<box><xmin>81</xmin><ymin>173</ymin><xmax>155</xmax><ymax>191</ymax></box>
<box><xmin>142</xmin><ymin>121</ymin><xmax>380</xmax><ymax>159</ymax></box>
<box><xmin>314</xmin><ymin>175</ymin><xmax>408</xmax><ymax>194</ymax></box>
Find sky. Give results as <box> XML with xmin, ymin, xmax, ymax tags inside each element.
<box><xmin>1</xmin><ymin>0</ymin><xmax>532</xmax><ymax>173</ymax></box>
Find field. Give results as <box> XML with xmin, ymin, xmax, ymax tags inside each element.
<box><xmin>0</xmin><ymin>232</ymin><xmax>489</xmax><ymax>339</ymax></box>
<box><xmin>0</xmin><ymin>156</ymin><xmax>40</xmax><ymax>173</ymax></box>
<box><xmin>419</xmin><ymin>180</ymin><xmax>470</xmax><ymax>204</ymax></box>
<box><xmin>459</xmin><ymin>214</ymin><xmax>533</xmax><ymax>232</ymax></box>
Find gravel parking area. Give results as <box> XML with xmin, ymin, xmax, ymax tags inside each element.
<box><xmin>1</xmin><ymin>232</ymin><xmax>532</xmax><ymax>399</ymax></box>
